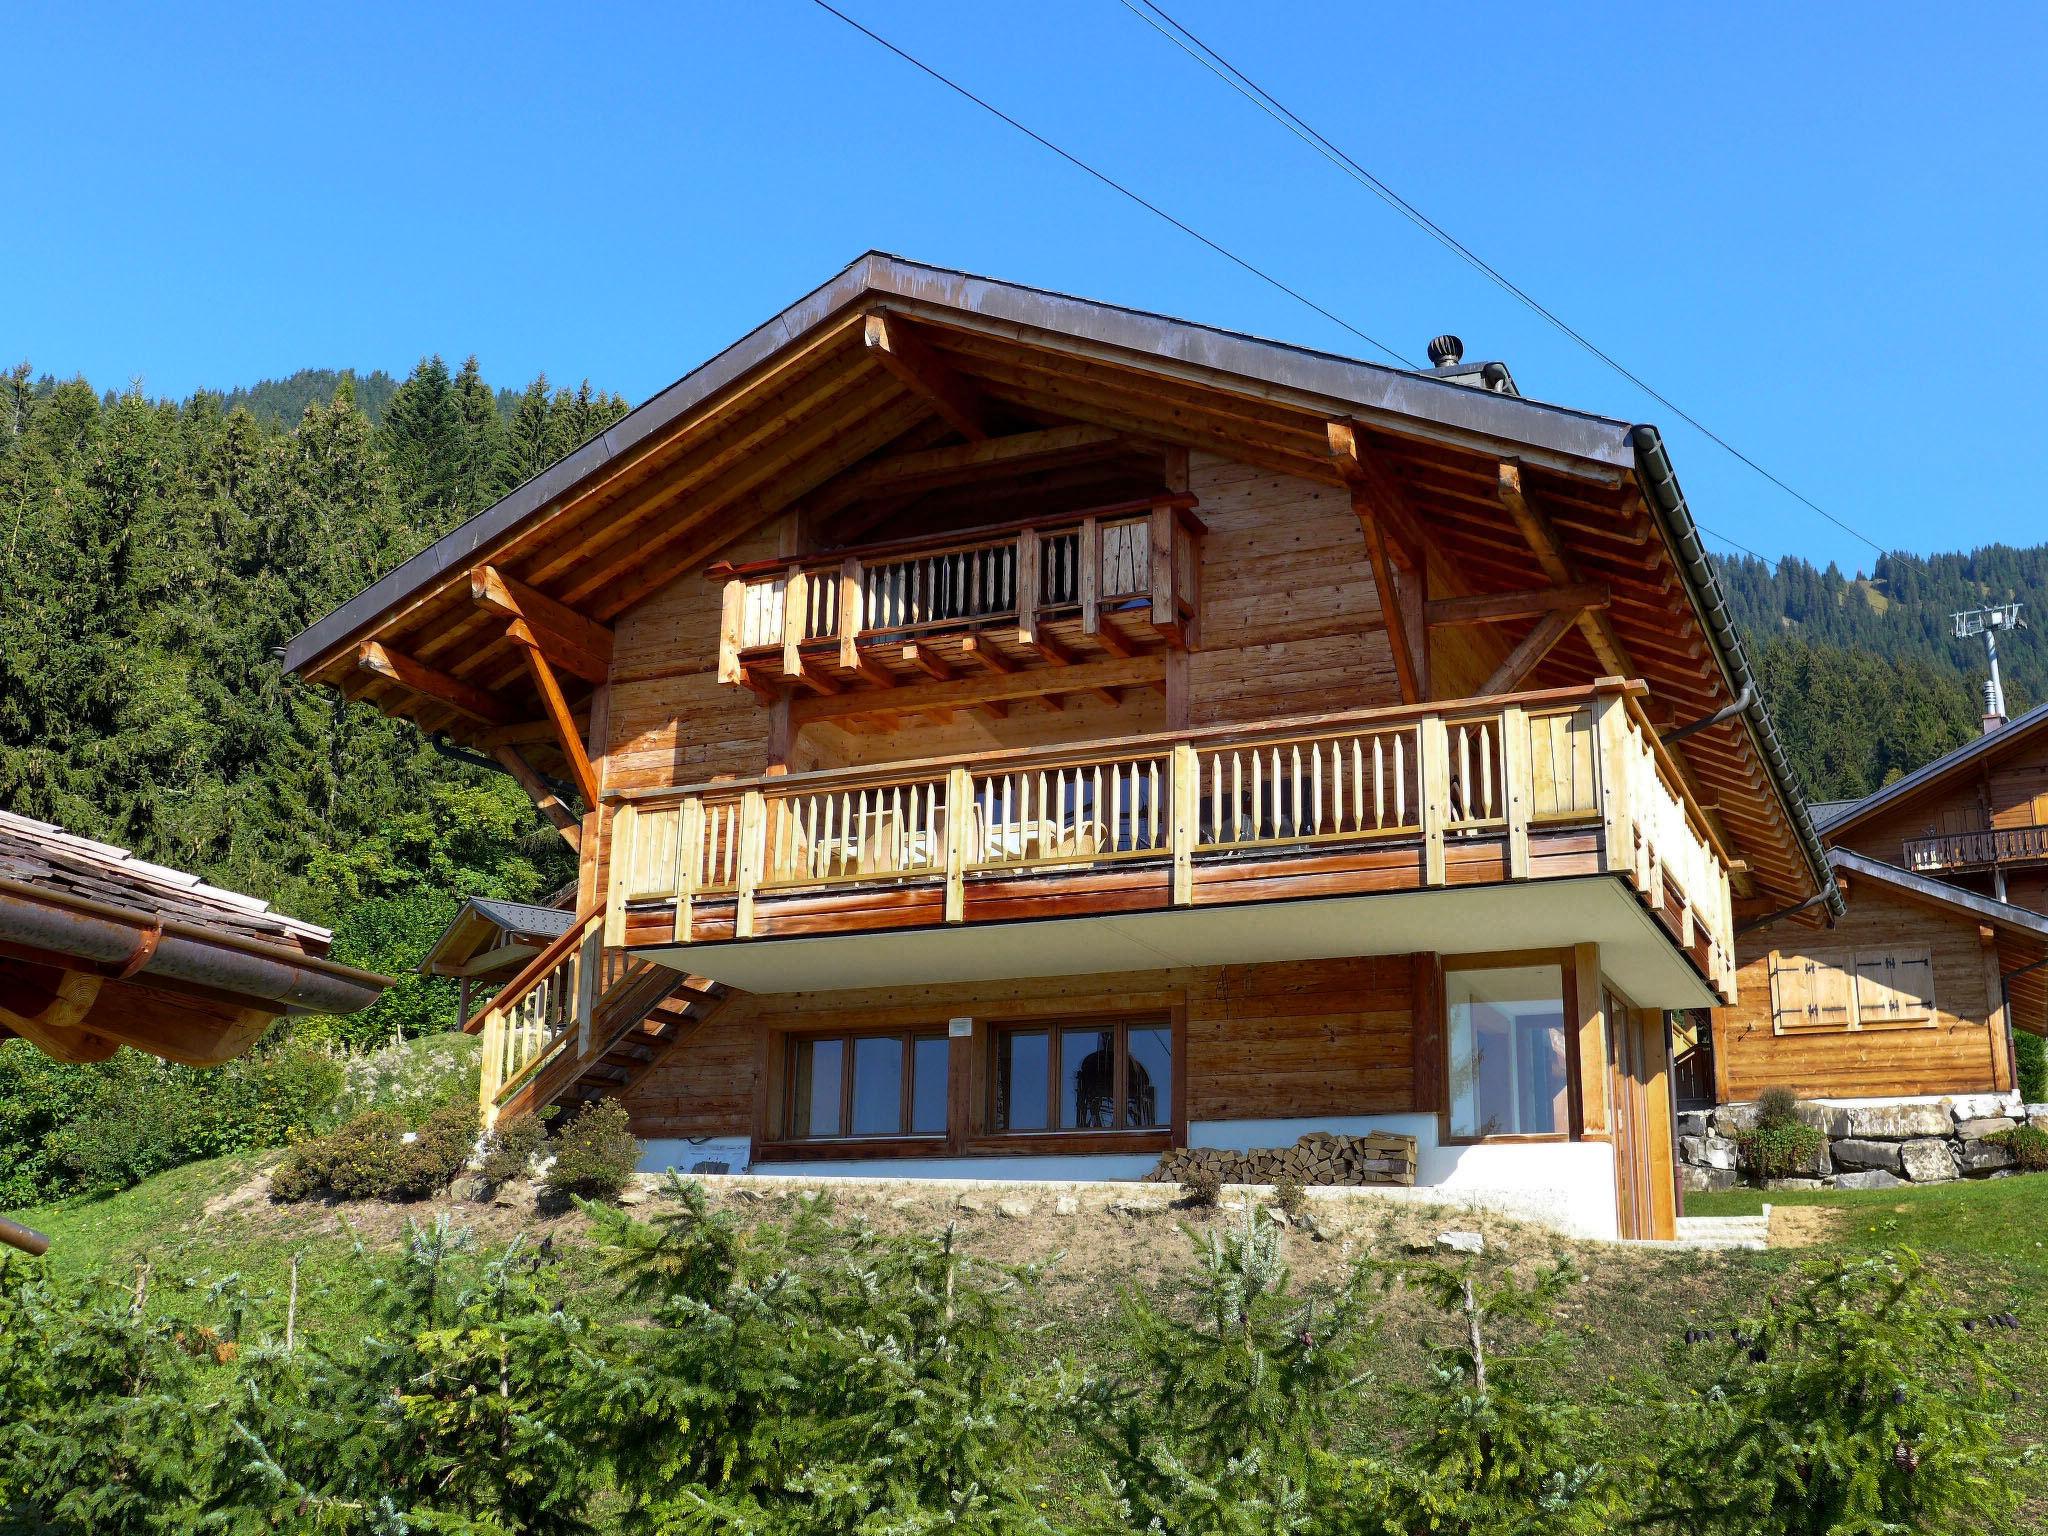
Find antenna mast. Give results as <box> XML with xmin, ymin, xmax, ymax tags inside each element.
<box><xmin>1953</xmin><ymin>604</ymin><xmax>2024</xmax><ymax>721</ymax></box>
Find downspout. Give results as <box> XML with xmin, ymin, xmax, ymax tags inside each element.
<box><xmin>1631</xmin><ymin>426</ymin><xmax>1846</xmax><ymax>919</ymax></box>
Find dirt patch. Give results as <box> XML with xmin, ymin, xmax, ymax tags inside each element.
<box><xmin>1768</xmin><ymin>1203</ymin><xmax>1842</xmax><ymax>1247</ymax></box>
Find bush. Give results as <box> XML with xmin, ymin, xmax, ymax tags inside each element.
<box><xmin>271</xmin><ymin>1099</ymin><xmax>479</xmax><ymax>1204</ymax></box>
<box><xmin>1271</xmin><ymin>1176</ymin><xmax>1308</xmax><ymax>1220</ymax></box>
<box><xmin>477</xmin><ymin>1112</ymin><xmax>549</xmax><ymax>1187</ymax></box>
<box><xmin>1993</xmin><ymin>1121</ymin><xmax>2048</xmax><ymax>1172</ymax></box>
<box><xmin>541</xmin><ymin>1098</ymin><xmax>641</xmax><ymax>1208</ymax></box>
<box><xmin>1733</xmin><ymin>1085</ymin><xmax>1825</xmax><ymax>1183</ymax></box>
<box><xmin>2018</xmin><ymin>1031</ymin><xmax>2047</xmax><ymax>1105</ymax></box>
<box><xmin>1176</xmin><ymin>1166</ymin><xmax>1223</xmax><ymax>1209</ymax></box>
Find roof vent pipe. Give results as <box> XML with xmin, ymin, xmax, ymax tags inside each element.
<box><xmin>1426</xmin><ymin>335</ymin><xmax>1464</xmax><ymax>367</ymax></box>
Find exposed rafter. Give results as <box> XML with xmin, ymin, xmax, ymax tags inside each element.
<box><xmin>356</xmin><ymin>641</ymin><xmax>511</xmax><ymax>725</ymax></box>
<box><xmin>1426</xmin><ymin>581</ymin><xmax>1611</xmax><ymax>628</ymax></box>
<box><xmin>1328</xmin><ymin>420</ymin><xmax>1428</xmax><ymax>703</ymax></box>
<box><xmin>863</xmin><ymin>312</ymin><xmax>995</xmax><ymax>441</ymax></box>
<box><xmin>471</xmin><ymin>565</ymin><xmax>614</xmax><ymax>685</ymax></box>
<box><xmin>511</xmin><ymin>636</ymin><xmax>600</xmax><ymax>808</ymax></box>
<box><xmin>1481</xmin><ymin>608</ymin><xmax>1583</xmax><ymax>693</ymax></box>
<box><xmin>1497</xmin><ymin>460</ymin><xmax>1633</xmax><ymax>678</ymax></box>
<box><xmin>808</xmin><ymin>423</ymin><xmax>1123</xmax><ymax>519</ymax></box>
<box><xmin>491</xmin><ymin>747</ymin><xmax>581</xmax><ymax>850</ymax></box>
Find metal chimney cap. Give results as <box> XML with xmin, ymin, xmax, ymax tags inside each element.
<box><xmin>1426</xmin><ymin>334</ymin><xmax>1464</xmax><ymax>367</ymax></box>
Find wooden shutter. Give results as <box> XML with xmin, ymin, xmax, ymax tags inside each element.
<box><xmin>1770</xmin><ymin>950</ymin><xmax>1855</xmax><ymax>1032</ymax></box>
<box><xmin>1849</xmin><ymin>947</ymin><xmax>1936</xmax><ymax>1026</ymax></box>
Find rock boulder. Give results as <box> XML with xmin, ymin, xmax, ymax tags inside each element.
<box><xmin>1830</xmin><ymin>1138</ymin><xmax>1904</xmax><ymax>1174</ymax></box>
<box><xmin>1845</xmin><ymin>1103</ymin><xmax>1953</xmax><ymax>1141</ymax></box>
<box><xmin>1835</xmin><ymin>1169</ymin><xmax>1903</xmax><ymax>1190</ymax></box>
<box><xmin>1899</xmin><ymin>1138</ymin><xmax>1959</xmax><ymax>1183</ymax></box>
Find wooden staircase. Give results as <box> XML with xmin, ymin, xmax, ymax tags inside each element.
<box><xmin>474</xmin><ymin>913</ymin><xmax>732</xmax><ymax>1126</ymax></box>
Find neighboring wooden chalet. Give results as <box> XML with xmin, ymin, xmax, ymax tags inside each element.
<box><xmin>1819</xmin><ymin>700</ymin><xmax>2048</xmax><ymax>912</ymax></box>
<box><xmin>0</xmin><ymin>809</ymin><xmax>389</xmax><ymax>1066</ymax></box>
<box><xmin>420</xmin><ymin>895</ymin><xmax>577</xmax><ymax>1029</ymax></box>
<box><xmin>282</xmin><ymin>253</ymin><xmax>1845</xmax><ymax>1240</ymax></box>
<box><xmin>1715</xmin><ymin>847</ymin><xmax>2047</xmax><ymax>1104</ymax></box>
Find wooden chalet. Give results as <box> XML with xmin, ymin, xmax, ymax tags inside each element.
<box><xmin>0</xmin><ymin>809</ymin><xmax>389</xmax><ymax>1066</ymax></box>
<box><xmin>282</xmin><ymin>253</ymin><xmax>1843</xmax><ymax>1240</ymax></box>
<box><xmin>1694</xmin><ymin>703</ymin><xmax>2048</xmax><ymax>1115</ymax></box>
<box><xmin>420</xmin><ymin>895</ymin><xmax>578</xmax><ymax>1029</ymax></box>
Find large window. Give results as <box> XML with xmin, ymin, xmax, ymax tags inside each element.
<box><xmin>788</xmin><ymin>1032</ymin><xmax>949</xmax><ymax>1139</ymax></box>
<box><xmin>991</xmin><ymin>1018</ymin><xmax>1172</xmax><ymax>1133</ymax></box>
<box><xmin>1446</xmin><ymin>964</ymin><xmax>1569</xmax><ymax>1140</ymax></box>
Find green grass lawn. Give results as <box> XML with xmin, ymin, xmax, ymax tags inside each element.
<box><xmin>1690</xmin><ymin>1174</ymin><xmax>2048</xmax><ymax>1270</ymax></box>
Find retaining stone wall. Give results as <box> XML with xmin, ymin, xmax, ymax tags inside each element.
<box><xmin>1678</xmin><ymin>1097</ymin><xmax>2046</xmax><ymax>1193</ymax></box>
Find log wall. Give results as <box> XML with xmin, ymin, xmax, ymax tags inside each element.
<box><xmin>1715</xmin><ymin>883</ymin><xmax>2006</xmax><ymax>1101</ymax></box>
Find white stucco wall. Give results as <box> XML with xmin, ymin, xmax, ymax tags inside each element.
<box><xmin>642</xmin><ymin>1111</ymin><xmax>1623</xmax><ymax>1241</ymax></box>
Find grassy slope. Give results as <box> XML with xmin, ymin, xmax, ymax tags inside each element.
<box><xmin>10</xmin><ymin>1160</ymin><xmax>2048</xmax><ymax>1515</ymax></box>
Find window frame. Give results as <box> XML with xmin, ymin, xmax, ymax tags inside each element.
<box><xmin>984</xmin><ymin>1015</ymin><xmax>1174</xmax><ymax>1139</ymax></box>
<box><xmin>1438</xmin><ymin>949</ymin><xmax>1578</xmax><ymax>1147</ymax></box>
<box><xmin>777</xmin><ymin>1028</ymin><xmax>950</xmax><ymax>1144</ymax></box>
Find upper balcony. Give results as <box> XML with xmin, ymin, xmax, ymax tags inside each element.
<box><xmin>710</xmin><ymin>496</ymin><xmax>1203</xmax><ymax>710</ymax></box>
<box><xmin>1903</xmin><ymin>824</ymin><xmax>2048</xmax><ymax>876</ymax></box>
<box><xmin>603</xmin><ymin>680</ymin><xmax>1737</xmax><ymax>1007</ymax></box>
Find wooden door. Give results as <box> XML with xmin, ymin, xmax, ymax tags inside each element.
<box><xmin>1609</xmin><ymin>1003</ymin><xmax>1677</xmax><ymax>1240</ymax></box>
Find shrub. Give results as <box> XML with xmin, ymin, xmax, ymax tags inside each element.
<box><xmin>271</xmin><ymin>1099</ymin><xmax>478</xmax><ymax>1204</ymax></box>
<box><xmin>1271</xmin><ymin>1176</ymin><xmax>1308</xmax><ymax>1220</ymax></box>
<box><xmin>477</xmin><ymin>1112</ymin><xmax>549</xmax><ymax>1188</ymax></box>
<box><xmin>1993</xmin><ymin>1121</ymin><xmax>2048</xmax><ymax>1172</ymax></box>
<box><xmin>1176</xmin><ymin>1166</ymin><xmax>1223</xmax><ymax>1209</ymax></box>
<box><xmin>1734</xmin><ymin>1086</ymin><xmax>1825</xmax><ymax>1183</ymax></box>
<box><xmin>2018</xmin><ymin>1031</ymin><xmax>2047</xmax><ymax>1106</ymax></box>
<box><xmin>541</xmin><ymin>1098</ymin><xmax>641</xmax><ymax>1208</ymax></box>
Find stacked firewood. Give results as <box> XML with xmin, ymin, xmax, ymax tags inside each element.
<box><xmin>1145</xmin><ymin>1131</ymin><xmax>1418</xmax><ymax>1188</ymax></box>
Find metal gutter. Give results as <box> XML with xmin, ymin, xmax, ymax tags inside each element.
<box><xmin>1827</xmin><ymin>846</ymin><xmax>2048</xmax><ymax>939</ymax></box>
<box><xmin>1630</xmin><ymin>425</ymin><xmax>1845</xmax><ymax>918</ymax></box>
<box><xmin>0</xmin><ymin>877</ymin><xmax>392</xmax><ymax>1016</ymax></box>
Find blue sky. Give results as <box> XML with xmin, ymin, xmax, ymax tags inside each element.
<box><xmin>7</xmin><ymin>2</ymin><xmax>2044</xmax><ymax>569</ymax></box>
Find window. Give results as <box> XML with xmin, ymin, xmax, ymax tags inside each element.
<box><xmin>1446</xmin><ymin>965</ymin><xmax>1569</xmax><ymax>1140</ymax></box>
<box><xmin>787</xmin><ymin>1032</ymin><xmax>949</xmax><ymax>1139</ymax></box>
<box><xmin>991</xmin><ymin>1018</ymin><xmax>1172</xmax><ymax>1134</ymax></box>
<box><xmin>1770</xmin><ymin>947</ymin><xmax>1934</xmax><ymax>1032</ymax></box>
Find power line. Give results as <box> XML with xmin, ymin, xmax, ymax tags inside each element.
<box><xmin>804</xmin><ymin>0</ymin><xmax>1414</xmax><ymax>367</ymax></box>
<box><xmin>803</xmin><ymin>0</ymin><xmax>1778</xmax><ymax>568</ymax></box>
<box><xmin>1117</xmin><ymin>0</ymin><xmax>1903</xmax><ymax>570</ymax></box>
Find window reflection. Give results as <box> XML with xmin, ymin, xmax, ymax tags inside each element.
<box><xmin>1446</xmin><ymin>965</ymin><xmax>1568</xmax><ymax>1138</ymax></box>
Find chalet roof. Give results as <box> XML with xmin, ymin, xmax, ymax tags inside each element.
<box><xmin>281</xmin><ymin>250</ymin><xmax>1838</xmax><ymax>918</ymax></box>
<box><xmin>419</xmin><ymin>895</ymin><xmax>577</xmax><ymax>977</ymax></box>
<box><xmin>0</xmin><ymin>808</ymin><xmax>390</xmax><ymax>1067</ymax></box>
<box><xmin>1825</xmin><ymin>846</ymin><xmax>2048</xmax><ymax>1034</ymax></box>
<box><xmin>1816</xmin><ymin>699</ymin><xmax>2048</xmax><ymax>837</ymax></box>
<box><xmin>0</xmin><ymin>809</ymin><xmax>331</xmax><ymax>953</ymax></box>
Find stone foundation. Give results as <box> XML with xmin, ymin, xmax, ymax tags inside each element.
<box><xmin>1678</xmin><ymin>1096</ymin><xmax>2044</xmax><ymax>1192</ymax></box>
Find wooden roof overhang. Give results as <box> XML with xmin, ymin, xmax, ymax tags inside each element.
<box><xmin>1817</xmin><ymin>698</ymin><xmax>2048</xmax><ymax>842</ymax></box>
<box><xmin>282</xmin><ymin>252</ymin><xmax>1838</xmax><ymax>918</ymax></box>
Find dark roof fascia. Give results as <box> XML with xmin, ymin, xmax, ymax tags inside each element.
<box><xmin>1630</xmin><ymin>424</ymin><xmax>1845</xmax><ymax>918</ymax></box>
<box><xmin>1817</xmin><ymin>699</ymin><xmax>2048</xmax><ymax>837</ymax></box>
<box><xmin>282</xmin><ymin>251</ymin><xmax>1639</xmax><ymax>676</ymax></box>
<box><xmin>1827</xmin><ymin>846</ymin><xmax>2048</xmax><ymax>941</ymax></box>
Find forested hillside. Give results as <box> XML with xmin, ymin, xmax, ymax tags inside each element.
<box><xmin>1718</xmin><ymin>547</ymin><xmax>2048</xmax><ymax>801</ymax></box>
<box><xmin>0</xmin><ymin>357</ymin><xmax>627</xmax><ymax>1042</ymax></box>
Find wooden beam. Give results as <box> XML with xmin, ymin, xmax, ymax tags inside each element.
<box><xmin>1092</xmin><ymin>618</ymin><xmax>1139</xmax><ymax>659</ymax></box>
<box><xmin>1029</xmin><ymin>631</ymin><xmax>1119</xmax><ymax>705</ymax></box>
<box><xmin>357</xmin><ymin>641</ymin><xmax>512</xmax><ymax>725</ymax></box>
<box><xmin>837</xmin><ymin>649</ymin><xmax>899</xmax><ymax>689</ymax></box>
<box><xmin>902</xmin><ymin>642</ymin><xmax>956</xmax><ymax>682</ymax></box>
<box><xmin>0</xmin><ymin>967</ymin><xmax>115</xmax><ymax>1061</ymax></box>
<box><xmin>492</xmin><ymin>747</ymin><xmax>582</xmax><ymax>851</ymax></box>
<box><xmin>1426</xmin><ymin>581</ymin><xmax>1611</xmax><ymax>628</ymax></box>
<box><xmin>960</xmin><ymin>633</ymin><xmax>1016</xmax><ymax>674</ymax></box>
<box><xmin>1497</xmin><ymin>461</ymin><xmax>1633</xmax><ymax>677</ymax></box>
<box><xmin>1328</xmin><ymin>421</ymin><xmax>1426</xmax><ymax>703</ymax></box>
<box><xmin>791</xmin><ymin>653</ymin><xmax>1158</xmax><ymax>726</ymax></box>
<box><xmin>1326</xmin><ymin>420</ymin><xmax>1430</xmax><ymax>557</ymax></box>
<box><xmin>1355</xmin><ymin>503</ymin><xmax>1420</xmax><ymax>703</ymax></box>
<box><xmin>471</xmin><ymin>565</ymin><xmax>613</xmax><ymax>684</ymax></box>
<box><xmin>512</xmin><ymin>636</ymin><xmax>600</xmax><ymax>807</ymax></box>
<box><xmin>1481</xmin><ymin>608</ymin><xmax>1582</xmax><ymax>694</ymax></box>
<box><xmin>863</xmin><ymin>312</ymin><xmax>993</xmax><ymax>441</ymax></box>
<box><xmin>810</xmin><ymin>423</ymin><xmax>1123</xmax><ymax>517</ymax></box>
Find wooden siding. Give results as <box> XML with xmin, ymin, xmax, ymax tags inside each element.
<box><xmin>1715</xmin><ymin>883</ymin><xmax>2004</xmax><ymax>1101</ymax></box>
<box><xmin>620</xmin><ymin>956</ymin><xmax>1418</xmax><ymax>1140</ymax></box>
<box><xmin>1831</xmin><ymin>729</ymin><xmax>2048</xmax><ymax>902</ymax></box>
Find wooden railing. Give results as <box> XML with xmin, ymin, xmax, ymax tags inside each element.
<box><xmin>606</xmin><ymin>682</ymin><xmax>1737</xmax><ymax>994</ymax></box>
<box><xmin>1903</xmin><ymin>824</ymin><xmax>2048</xmax><ymax>874</ymax></box>
<box><xmin>714</xmin><ymin>497</ymin><xmax>1200</xmax><ymax>687</ymax></box>
<box><xmin>473</xmin><ymin>911</ymin><xmax>670</xmax><ymax>1126</ymax></box>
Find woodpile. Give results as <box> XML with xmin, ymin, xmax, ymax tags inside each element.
<box><xmin>1145</xmin><ymin>1131</ymin><xmax>1418</xmax><ymax>1188</ymax></box>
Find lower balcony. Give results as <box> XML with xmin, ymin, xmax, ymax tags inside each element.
<box><xmin>604</xmin><ymin>681</ymin><xmax>1737</xmax><ymax>1006</ymax></box>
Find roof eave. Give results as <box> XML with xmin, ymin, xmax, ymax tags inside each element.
<box><xmin>282</xmin><ymin>251</ymin><xmax>1640</xmax><ymax>677</ymax></box>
